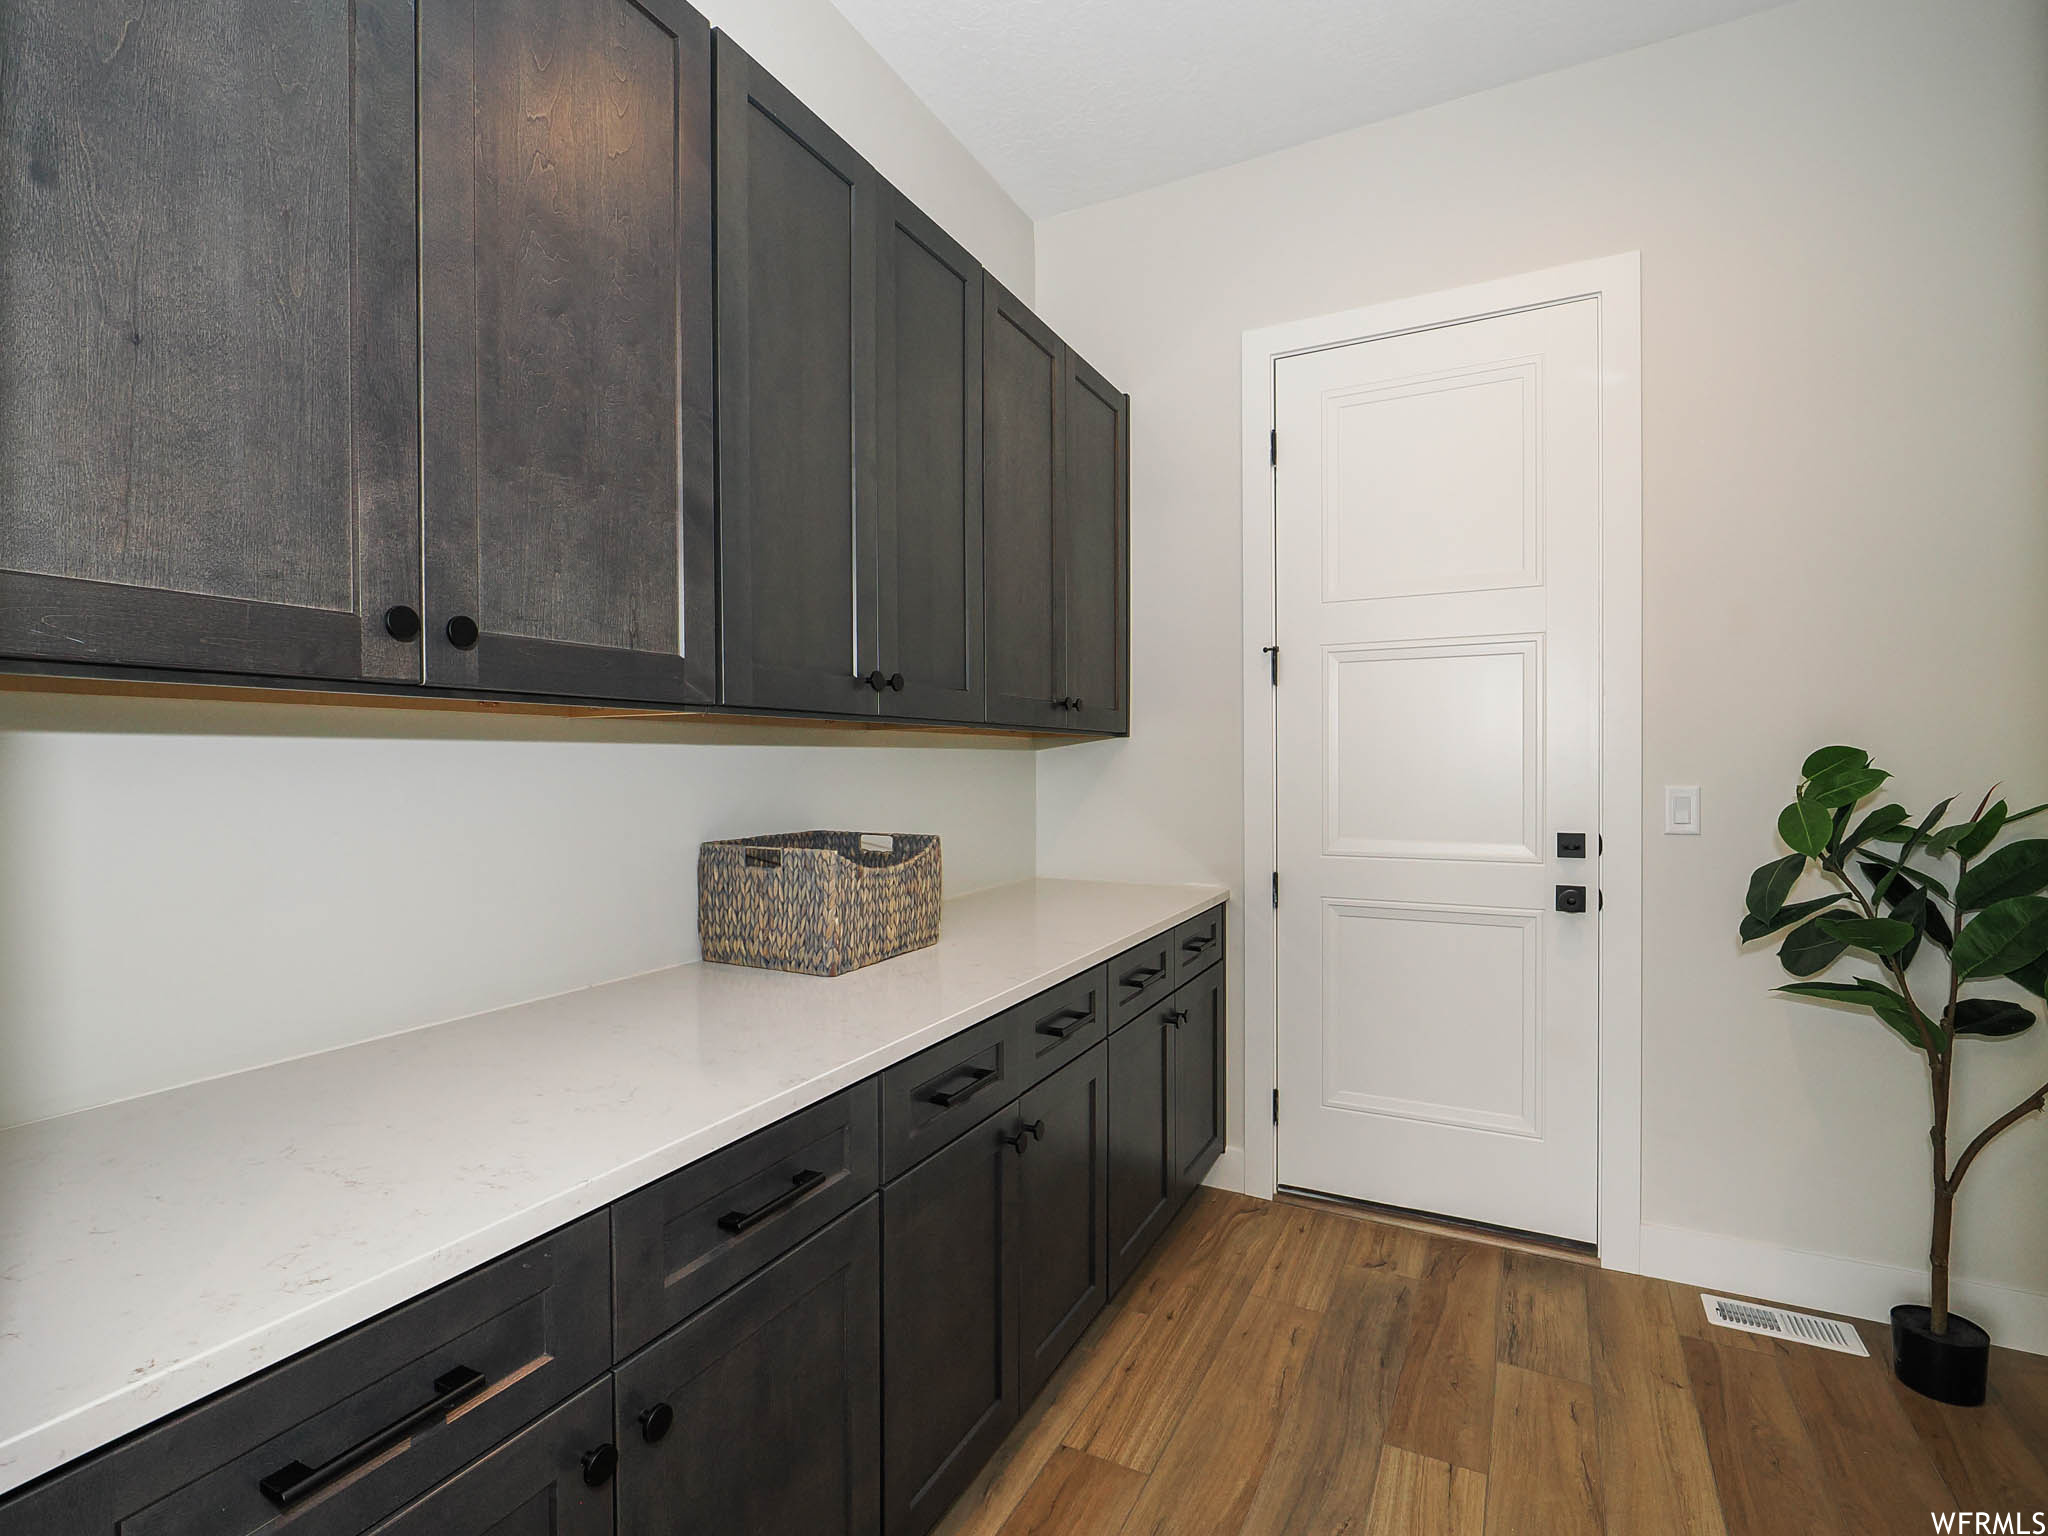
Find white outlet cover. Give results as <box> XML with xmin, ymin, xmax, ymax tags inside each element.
<box><xmin>1665</xmin><ymin>785</ymin><xmax>1701</xmax><ymax>834</ymax></box>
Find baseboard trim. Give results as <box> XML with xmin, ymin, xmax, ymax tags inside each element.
<box><xmin>1201</xmin><ymin>1144</ymin><xmax>1247</xmax><ymax>1194</ymax></box>
<box><xmin>1638</xmin><ymin>1222</ymin><xmax>2048</xmax><ymax>1356</ymax></box>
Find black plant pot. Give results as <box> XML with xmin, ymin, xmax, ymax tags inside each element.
<box><xmin>1891</xmin><ymin>1305</ymin><xmax>1990</xmax><ymax>1406</ymax></box>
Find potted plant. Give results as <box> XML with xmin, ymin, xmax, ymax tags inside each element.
<box><xmin>1740</xmin><ymin>746</ymin><xmax>2048</xmax><ymax>1405</ymax></box>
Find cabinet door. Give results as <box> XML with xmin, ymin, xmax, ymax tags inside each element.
<box><xmin>1106</xmin><ymin>998</ymin><xmax>1176</xmax><ymax>1297</ymax></box>
<box><xmin>1015</xmin><ymin>1045</ymin><xmax>1109</xmax><ymax>1402</ymax></box>
<box><xmin>1173</xmin><ymin>967</ymin><xmax>1226</xmax><ymax>1204</ymax></box>
<box><xmin>1058</xmin><ymin>350</ymin><xmax>1130</xmax><ymax>735</ymax></box>
<box><xmin>616</xmin><ymin>1201</ymin><xmax>881</xmax><ymax>1536</ymax></box>
<box><xmin>419</xmin><ymin>0</ymin><xmax>715</xmax><ymax>705</ymax></box>
<box><xmin>716</xmin><ymin>33</ymin><xmax>880</xmax><ymax>716</ymax></box>
<box><xmin>881</xmin><ymin>1117</ymin><xmax>1020</xmax><ymax>1536</ymax></box>
<box><xmin>980</xmin><ymin>278</ymin><xmax>1065</xmax><ymax>731</ymax></box>
<box><xmin>0</xmin><ymin>0</ymin><xmax>419</xmax><ymax>684</ymax></box>
<box><xmin>876</xmin><ymin>186</ymin><xmax>983</xmax><ymax>723</ymax></box>
<box><xmin>367</xmin><ymin>1379</ymin><xmax>615</xmax><ymax>1536</ymax></box>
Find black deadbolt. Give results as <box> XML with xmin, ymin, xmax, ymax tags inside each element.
<box><xmin>581</xmin><ymin>1442</ymin><xmax>619</xmax><ymax>1488</ymax></box>
<box><xmin>444</xmin><ymin>614</ymin><xmax>480</xmax><ymax>650</ymax></box>
<box><xmin>1557</xmin><ymin>832</ymin><xmax>1587</xmax><ymax>859</ymax></box>
<box><xmin>382</xmin><ymin>605</ymin><xmax>421</xmax><ymax>642</ymax></box>
<box><xmin>638</xmin><ymin>1401</ymin><xmax>675</xmax><ymax>1444</ymax></box>
<box><xmin>1555</xmin><ymin>885</ymin><xmax>1588</xmax><ymax>914</ymax></box>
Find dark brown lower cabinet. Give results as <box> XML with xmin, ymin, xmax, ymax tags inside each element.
<box><xmin>367</xmin><ymin>1379</ymin><xmax>615</xmax><ymax>1536</ymax></box>
<box><xmin>1173</xmin><ymin>964</ymin><xmax>1226</xmax><ymax>1200</ymax></box>
<box><xmin>881</xmin><ymin>1118</ymin><xmax>1019</xmax><ymax>1536</ymax></box>
<box><xmin>616</xmin><ymin>1200</ymin><xmax>881</xmax><ymax>1536</ymax></box>
<box><xmin>1106</xmin><ymin>995</ymin><xmax>1177</xmax><ymax>1297</ymax></box>
<box><xmin>1015</xmin><ymin>1046</ymin><xmax>1110</xmax><ymax>1403</ymax></box>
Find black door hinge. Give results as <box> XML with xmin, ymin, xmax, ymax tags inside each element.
<box><xmin>1262</xmin><ymin>645</ymin><xmax>1278</xmax><ymax>685</ymax></box>
<box><xmin>1272</xmin><ymin>1089</ymin><xmax>1280</xmax><ymax>1124</ymax></box>
<box><xmin>1271</xmin><ymin>871</ymin><xmax>1279</xmax><ymax>909</ymax></box>
<box><xmin>1269</xmin><ymin>429</ymin><xmax>1277</xmax><ymax>467</ymax></box>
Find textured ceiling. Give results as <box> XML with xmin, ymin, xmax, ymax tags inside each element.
<box><xmin>825</xmin><ymin>0</ymin><xmax>1787</xmax><ymax>215</ymax></box>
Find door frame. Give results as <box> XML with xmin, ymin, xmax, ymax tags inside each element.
<box><xmin>1237</xmin><ymin>253</ymin><xmax>1644</xmax><ymax>1271</ymax></box>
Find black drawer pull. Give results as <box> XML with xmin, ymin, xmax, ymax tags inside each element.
<box><xmin>717</xmin><ymin>1168</ymin><xmax>827</xmax><ymax>1234</ymax></box>
<box><xmin>1181</xmin><ymin>933</ymin><xmax>1215</xmax><ymax>954</ymax></box>
<box><xmin>1035</xmin><ymin>1006</ymin><xmax>1094</xmax><ymax>1039</ymax></box>
<box><xmin>257</xmin><ymin>1365</ymin><xmax>486</xmax><ymax>1509</ymax></box>
<box><xmin>1118</xmin><ymin>963</ymin><xmax>1166</xmax><ymax>991</ymax></box>
<box><xmin>925</xmin><ymin>1064</ymin><xmax>998</xmax><ymax>1109</ymax></box>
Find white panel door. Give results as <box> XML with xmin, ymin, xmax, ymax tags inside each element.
<box><xmin>1274</xmin><ymin>299</ymin><xmax>1601</xmax><ymax>1243</ymax></box>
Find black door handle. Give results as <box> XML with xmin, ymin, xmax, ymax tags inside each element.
<box><xmin>1000</xmin><ymin>1119</ymin><xmax>1044</xmax><ymax>1154</ymax></box>
<box><xmin>863</xmin><ymin>670</ymin><xmax>886</xmax><ymax>691</ymax></box>
<box><xmin>1556</xmin><ymin>885</ymin><xmax>1589</xmax><ymax>914</ymax></box>
<box><xmin>444</xmin><ymin>614</ymin><xmax>480</xmax><ymax>649</ymax></box>
<box><xmin>581</xmin><ymin>1442</ymin><xmax>619</xmax><ymax>1488</ymax></box>
<box><xmin>258</xmin><ymin>1365</ymin><xmax>486</xmax><ymax>1508</ymax></box>
<box><xmin>925</xmin><ymin>1064</ymin><xmax>998</xmax><ymax>1109</ymax></box>
<box><xmin>382</xmin><ymin>604</ymin><xmax>421</xmax><ymax>641</ymax></box>
<box><xmin>1166</xmin><ymin>1009</ymin><xmax>1189</xmax><ymax>1028</ymax></box>
<box><xmin>887</xmin><ymin>672</ymin><xmax>905</xmax><ymax>691</ymax></box>
<box><xmin>717</xmin><ymin>1168</ymin><xmax>827</xmax><ymax>1234</ymax></box>
<box><xmin>1035</xmin><ymin>1006</ymin><xmax>1094</xmax><ymax>1039</ymax></box>
<box><xmin>1119</xmin><ymin>964</ymin><xmax>1165</xmax><ymax>991</ymax></box>
<box><xmin>638</xmin><ymin>1401</ymin><xmax>675</xmax><ymax>1443</ymax></box>
<box><xmin>1026</xmin><ymin>1118</ymin><xmax>1045</xmax><ymax>1141</ymax></box>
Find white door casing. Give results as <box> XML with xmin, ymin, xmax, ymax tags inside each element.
<box><xmin>1237</xmin><ymin>256</ymin><xmax>1643</xmax><ymax>1265</ymax></box>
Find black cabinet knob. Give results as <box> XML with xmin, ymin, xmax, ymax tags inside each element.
<box><xmin>887</xmin><ymin>672</ymin><xmax>905</xmax><ymax>692</ymax></box>
<box><xmin>445</xmin><ymin>614</ymin><xmax>480</xmax><ymax>650</ymax></box>
<box><xmin>1166</xmin><ymin>1009</ymin><xmax>1188</xmax><ymax>1027</ymax></box>
<box><xmin>1026</xmin><ymin>1118</ymin><xmax>1046</xmax><ymax>1141</ymax></box>
<box><xmin>1000</xmin><ymin>1126</ymin><xmax>1031</xmax><ymax>1154</ymax></box>
<box><xmin>862</xmin><ymin>670</ymin><xmax>886</xmax><ymax>692</ymax></box>
<box><xmin>638</xmin><ymin>1401</ymin><xmax>674</xmax><ymax>1444</ymax></box>
<box><xmin>382</xmin><ymin>605</ymin><xmax>421</xmax><ymax>642</ymax></box>
<box><xmin>1070</xmin><ymin>697</ymin><xmax>1083</xmax><ymax>710</ymax></box>
<box><xmin>581</xmin><ymin>1442</ymin><xmax>619</xmax><ymax>1488</ymax></box>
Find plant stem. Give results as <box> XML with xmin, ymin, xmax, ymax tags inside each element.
<box><xmin>1948</xmin><ymin>1078</ymin><xmax>2048</xmax><ymax>1192</ymax></box>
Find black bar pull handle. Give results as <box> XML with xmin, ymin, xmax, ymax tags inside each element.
<box><xmin>258</xmin><ymin>1365</ymin><xmax>486</xmax><ymax>1509</ymax></box>
<box><xmin>1181</xmin><ymin>931</ymin><xmax>1215</xmax><ymax>954</ymax></box>
<box><xmin>925</xmin><ymin>1064</ymin><xmax>998</xmax><ymax>1109</ymax></box>
<box><xmin>1035</xmin><ymin>1005</ymin><xmax>1094</xmax><ymax>1040</ymax></box>
<box><xmin>717</xmin><ymin>1168</ymin><xmax>827</xmax><ymax>1234</ymax></box>
<box><xmin>1118</xmin><ymin>963</ymin><xmax>1165</xmax><ymax>991</ymax></box>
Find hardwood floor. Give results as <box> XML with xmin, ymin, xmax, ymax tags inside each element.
<box><xmin>936</xmin><ymin>1192</ymin><xmax>2048</xmax><ymax>1536</ymax></box>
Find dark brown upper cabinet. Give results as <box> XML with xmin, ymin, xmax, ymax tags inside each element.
<box><xmin>875</xmin><ymin>186</ymin><xmax>985</xmax><ymax>725</ymax></box>
<box><xmin>1059</xmin><ymin>350</ymin><xmax>1130</xmax><ymax>735</ymax></box>
<box><xmin>715</xmin><ymin>33</ymin><xmax>881</xmax><ymax>717</ymax></box>
<box><xmin>980</xmin><ymin>278</ymin><xmax>1065</xmax><ymax>731</ymax></box>
<box><xmin>0</xmin><ymin>0</ymin><xmax>421</xmax><ymax>684</ymax></box>
<box><xmin>419</xmin><ymin>0</ymin><xmax>716</xmax><ymax>705</ymax></box>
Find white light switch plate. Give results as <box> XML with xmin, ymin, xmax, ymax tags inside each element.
<box><xmin>1665</xmin><ymin>785</ymin><xmax>1701</xmax><ymax>834</ymax></box>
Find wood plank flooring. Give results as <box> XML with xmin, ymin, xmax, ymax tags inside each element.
<box><xmin>936</xmin><ymin>1192</ymin><xmax>2048</xmax><ymax>1536</ymax></box>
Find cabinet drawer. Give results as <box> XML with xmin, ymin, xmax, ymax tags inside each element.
<box><xmin>1107</xmin><ymin>930</ymin><xmax>1176</xmax><ymax>1031</ymax></box>
<box><xmin>1173</xmin><ymin>905</ymin><xmax>1224</xmax><ymax>985</ymax></box>
<box><xmin>366</xmin><ymin>1377</ymin><xmax>615</xmax><ymax>1536</ymax></box>
<box><xmin>1009</xmin><ymin>966</ymin><xmax>1107</xmax><ymax>1090</ymax></box>
<box><xmin>613</xmin><ymin>1081</ymin><xmax>879</xmax><ymax>1355</ymax></box>
<box><xmin>880</xmin><ymin>1009</ymin><xmax>1022</xmax><ymax>1182</ymax></box>
<box><xmin>0</xmin><ymin>1215</ymin><xmax>611</xmax><ymax>1536</ymax></box>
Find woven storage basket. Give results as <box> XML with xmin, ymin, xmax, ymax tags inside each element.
<box><xmin>698</xmin><ymin>831</ymin><xmax>942</xmax><ymax>977</ymax></box>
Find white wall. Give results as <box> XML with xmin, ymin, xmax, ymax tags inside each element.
<box><xmin>0</xmin><ymin>1</ymin><xmax>1039</xmax><ymax>1130</ymax></box>
<box><xmin>1034</xmin><ymin>0</ymin><xmax>2048</xmax><ymax>1313</ymax></box>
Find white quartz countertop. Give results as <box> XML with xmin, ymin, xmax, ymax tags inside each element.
<box><xmin>0</xmin><ymin>877</ymin><xmax>1227</xmax><ymax>1496</ymax></box>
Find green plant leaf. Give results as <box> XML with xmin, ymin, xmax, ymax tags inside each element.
<box><xmin>1745</xmin><ymin>854</ymin><xmax>1807</xmax><ymax>922</ymax></box>
<box><xmin>1953</xmin><ymin>999</ymin><xmax>2037</xmax><ymax>1039</ymax></box>
<box><xmin>1779</xmin><ymin>916</ymin><xmax>1849</xmax><ymax>976</ymax></box>
<box><xmin>2009</xmin><ymin>953</ymin><xmax>2048</xmax><ymax>997</ymax></box>
<box><xmin>1891</xmin><ymin>887</ymin><xmax>1930</xmax><ymax>969</ymax></box>
<box><xmin>1778</xmin><ymin>799</ymin><xmax>1834</xmax><ymax>858</ymax></box>
<box><xmin>1804</xmin><ymin>764</ymin><xmax>1892</xmax><ymax>810</ymax></box>
<box><xmin>1953</xmin><ymin>896</ymin><xmax>2048</xmax><ymax>980</ymax></box>
<box><xmin>1739</xmin><ymin>893</ymin><xmax>1847</xmax><ymax>944</ymax></box>
<box><xmin>2005</xmin><ymin>802</ymin><xmax>2048</xmax><ymax>827</ymax></box>
<box><xmin>1801</xmin><ymin>746</ymin><xmax>1870</xmax><ymax>779</ymax></box>
<box><xmin>1955</xmin><ymin>839</ymin><xmax>2048</xmax><ymax>910</ymax></box>
<box><xmin>1778</xmin><ymin>979</ymin><xmax>1922</xmax><ymax>1049</ymax></box>
<box><xmin>1954</xmin><ymin>801</ymin><xmax>2010</xmax><ymax>862</ymax></box>
<box><xmin>1858</xmin><ymin>858</ymin><xmax>1951</xmax><ymax>902</ymax></box>
<box><xmin>1842</xmin><ymin>803</ymin><xmax>1910</xmax><ymax>853</ymax></box>
<box><xmin>1818</xmin><ymin>915</ymin><xmax>1917</xmax><ymax>956</ymax></box>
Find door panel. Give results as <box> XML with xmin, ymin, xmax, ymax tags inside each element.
<box><xmin>0</xmin><ymin>0</ymin><xmax>418</xmax><ymax>682</ymax></box>
<box><xmin>1274</xmin><ymin>298</ymin><xmax>1602</xmax><ymax>1244</ymax></box>
<box><xmin>1015</xmin><ymin>1046</ymin><xmax>1108</xmax><ymax>1402</ymax></box>
<box><xmin>1106</xmin><ymin>998</ymin><xmax>1175</xmax><ymax>1297</ymax></box>
<box><xmin>1172</xmin><ymin>969</ymin><xmax>1224</xmax><ymax>1201</ymax></box>
<box><xmin>716</xmin><ymin>34</ymin><xmax>878</xmax><ymax>715</ymax></box>
<box><xmin>1059</xmin><ymin>351</ymin><xmax>1128</xmax><ymax>735</ymax></box>
<box><xmin>981</xmin><ymin>278</ymin><xmax>1063</xmax><ymax>730</ymax></box>
<box><xmin>876</xmin><ymin>187</ymin><xmax>983</xmax><ymax>723</ymax></box>
<box><xmin>616</xmin><ymin>1201</ymin><xmax>881</xmax><ymax>1536</ymax></box>
<box><xmin>420</xmin><ymin>0</ymin><xmax>713</xmax><ymax>703</ymax></box>
<box><xmin>881</xmin><ymin>1117</ymin><xmax>1019</xmax><ymax>1536</ymax></box>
